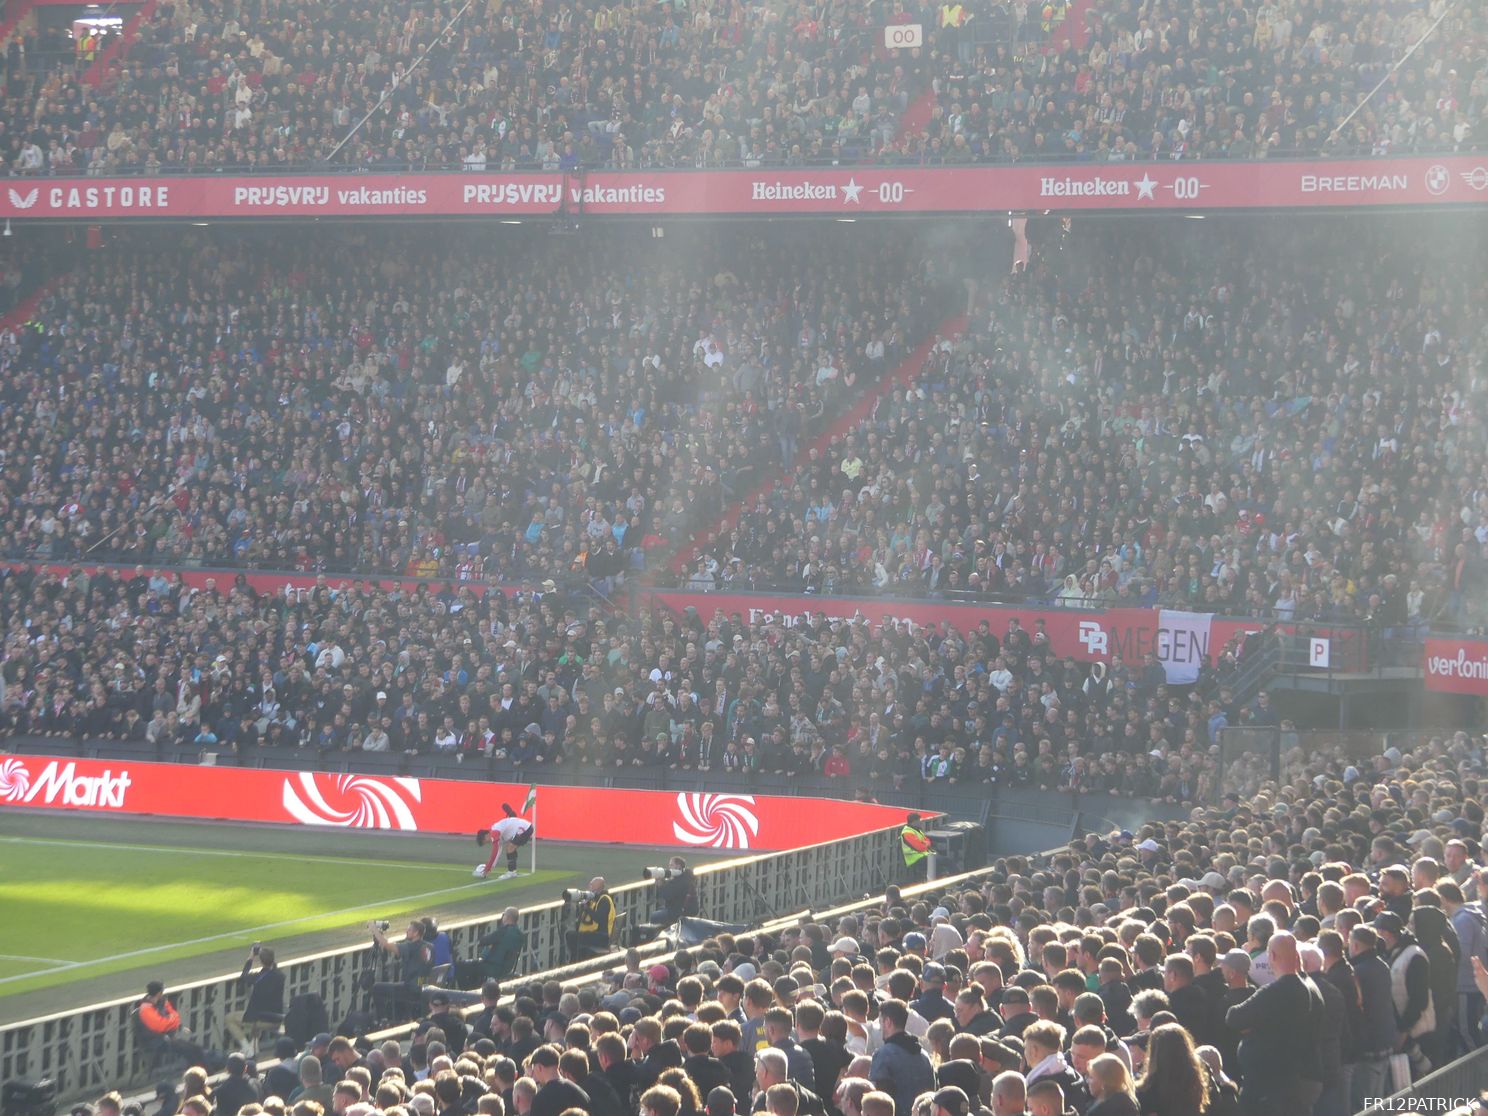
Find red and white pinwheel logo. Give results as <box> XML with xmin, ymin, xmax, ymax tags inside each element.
<box><xmin>673</xmin><ymin>793</ymin><xmax>760</xmax><ymax>849</ymax></box>
<box><xmin>0</xmin><ymin>757</ymin><xmax>31</xmax><ymax>802</ymax></box>
<box><xmin>281</xmin><ymin>772</ymin><xmax>422</xmax><ymax>830</ymax></box>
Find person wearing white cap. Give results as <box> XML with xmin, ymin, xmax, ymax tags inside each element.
<box><xmin>831</xmin><ymin>937</ymin><xmax>861</xmax><ymax>960</ymax></box>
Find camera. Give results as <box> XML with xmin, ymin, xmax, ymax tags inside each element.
<box><xmin>641</xmin><ymin>866</ymin><xmax>681</xmax><ymax>882</ymax></box>
<box><xmin>371</xmin><ymin>920</ymin><xmax>391</xmax><ymax>932</ymax></box>
<box><xmin>561</xmin><ymin>889</ymin><xmax>597</xmax><ymax>903</ymax></box>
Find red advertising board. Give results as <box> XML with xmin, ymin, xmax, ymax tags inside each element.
<box><xmin>0</xmin><ymin>755</ymin><xmax>907</xmax><ymax>851</ymax></box>
<box><xmin>1423</xmin><ymin>637</ymin><xmax>1488</xmax><ymax>695</ymax></box>
<box><xmin>645</xmin><ymin>591</ymin><xmax>1287</xmax><ymax>674</ymax></box>
<box><xmin>1</xmin><ymin>157</ymin><xmax>1485</xmax><ymax>221</ymax></box>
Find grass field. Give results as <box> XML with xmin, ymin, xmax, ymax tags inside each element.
<box><xmin>0</xmin><ymin>810</ymin><xmax>720</xmax><ymax>1024</ymax></box>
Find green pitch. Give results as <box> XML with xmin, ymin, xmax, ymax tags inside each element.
<box><xmin>0</xmin><ymin>810</ymin><xmax>718</xmax><ymax>1024</ymax></box>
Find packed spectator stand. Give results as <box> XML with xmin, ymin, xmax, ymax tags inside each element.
<box><xmin>686</xmin><ymin>215</ymin><xmax>1488</xmax><ymax>633</ymax></box>
<box><xmin>0</xmin><ymin>6</ymin><xmax>1484</xmax><ymax>1116</ymax></box>
<box><xmin>0</xmin><ymin>223</ymin><xmax>947</xmax><ymax>578</ymax></box>
<box><xmin>4</xmin><ymin>214</ymin><xmax>1483</xmax><ymax>624</ymax></box>
<box><xmin>82</xmin><ymin>730</ymin><xmax>1488</xmax><ymax>1116</ymax></box>
<box><xmin>0</xmin><ymin>209</ymin><xmax>1484</xmax><ymax>805</ymax></box>
<box><xmin>0</xmin><ymin>0</ymin><xmax>1482</xmax><ymax>176</ymax></box>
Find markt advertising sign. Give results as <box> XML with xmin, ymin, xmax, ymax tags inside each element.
<box><xmin>0</xmin><ymin>757</ymin><xmax>908</xmax><ymax>851</ymax></box>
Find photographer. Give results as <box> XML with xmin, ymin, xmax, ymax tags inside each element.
<box><xmin>564</xmin><ymin>876</ymin><xmax>617</xmax><ymax>962</ymax></box>
<box><xmin>368</xmin><ymin>919</ymin><xmax>434</xmax><ymax>1023</ymax></box>
<box><xmin>648</xmin><ymin>857</ymin><xmax>699</xmax><ymax>927</ymax></box>
<box><xmin>136</xmin><ymin>981</ymin><xmax>209</xmax><ymax>1066</ymax></box>
<box><xmin>227</xmin><ymin>944</ymin><xmax>285</xmax><ymax>1054</ymax></box>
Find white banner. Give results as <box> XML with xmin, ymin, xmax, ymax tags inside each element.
<box><xmin>884</xmin><ymin>23</ymin><xmax>922</xmax><ymax>48</ymax></box>
<box><xmin>1157</xmin><ymin>610</ymin><xmax>1212</xmax><ymax>684</ymax></box>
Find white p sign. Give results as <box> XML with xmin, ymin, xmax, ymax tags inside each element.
<box><xmin>884</xmin><ymin>23</ymin><xmax>923</xmax><ymax>48</ymax></box>
<box><xmin>1309</xmin><ymin>637</ymin><xmax>1331</xmax><ymax>668</ymax></box>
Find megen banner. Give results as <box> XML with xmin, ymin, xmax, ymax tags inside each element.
<box><xmin>2</xmin><ymin>156</ymin><xmax>1486</xmax><ymax>220</ymax></box>
<box><xmin>645</xmin><ymin>590</ymin><xmax>1280</xmax><ymax>685</ymax></box>
<box><xmin>0</xmin><ymin>756</ymin><xmax>907</xmax><ymax>851</ymax></box>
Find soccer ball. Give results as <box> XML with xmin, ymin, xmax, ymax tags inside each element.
<box><xmin>473</xmin><ymin>863</ymin><xmax>488</xmax><ymax>879</ymax></box>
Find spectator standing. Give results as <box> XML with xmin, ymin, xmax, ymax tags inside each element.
<box><xmin>1085</xmin><ymin>1054</ymin><xmax>1138</xmax><ymax>1116</ymax></box>
<box><xmin>1299</xmin><ymin>943</ymin><xmax>1346</xmax><ymax>1116</ymax></box>
<box><xmin>213</xmin><ymin>1055</ymin><xmax>259</xmax><ymax>1116</ymax></box>
<box><xmin>1411</xmin><ymin>905</ymin><xmax>1462</xmax><ymax>1068</ymax></box>
<box><xmin>1348</xmin><ymin>925</ymin><xmax>1401</xmax><ymax>1111</ymax></box>
<box><xmin>528</xmin><ymin>1045</ymin><xmax>588</xmax><ymax>1116</ymax></box>
<box><xmin>1439</xmin><ymin>881</ymin><xmax>1487</xmax><ymax>1054</ymax></box>
<box><xmin>1376</xmin><ymin>912</ymin><xmax>1437</xmax><ymax>1077</ymax></box>
<box><xmin>869</xmin><ymin>1000</ymin><xmax>934</xmax><ymax>1115</ymax></box>
<box><xmin>1134</xmin><ymin>1024</ymin><xmax>1210</xmax><ymax>1116</ymax></box>
<box><xmin>1224</xmin><ymin>932</ymin><xmax>1324</xmax><ymax>1114</ymax></box>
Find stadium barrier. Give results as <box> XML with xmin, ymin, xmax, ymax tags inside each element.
<box><xmin>351</xmin><ymin>849</ymin><xmax>1022</xmax><ymax>1057</ymax></box>
<box><xmin>1351</xmin><ymin>1042</ymin><xmax>1488</xmax><ymax>1116</ymax></box>
<box><xmin>0</xmin><ymin>737</ymin><xmax>1186</xmax><ymax>852</ymax></box>
<box><xmin>0</xmin><ymin>823</ymin><xmax>901</xmax><ymax>1101</ymax></box>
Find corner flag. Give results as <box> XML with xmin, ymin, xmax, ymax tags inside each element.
<box><xmin>523</xmin><ymin>783</ymin><xmax>538</xmax><ymax>874</ymax></box>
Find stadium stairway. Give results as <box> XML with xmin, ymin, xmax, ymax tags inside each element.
<box><xmin>0</xmin><ymin>0</ymin><xmax>39</xmax><ymax>56</ymax></box>
<box><xmin>81</xmin><ymin>0</ymin><xmax>156</xmax><ymax>87</ymax></box>
<box><xmin>0</xmin><ymin>273</ymin><xmax>62</xmax><ymax>335</ymax></box>
<box><xmin>1049</xmin><ymin>0</ymin><xmax>1094</xmax><ymax>51</ymax></box>
<box><xmin>670</xmin><ymin>313</ymin><xmax>968</xmax><ymax>574</ymax></box>
<box><xmin>895</xmin><ymin>88</ymin><xmax>939</xmax><ymax>140</ymax></box>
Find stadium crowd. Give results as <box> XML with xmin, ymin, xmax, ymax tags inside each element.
<box><xmin>108</xmin><ymin>736</ymin><xmax>1488</xmax><ymax>1116</ymax></box>
<box><xmin>0</xmin><ymin>212</ymin><xmax>1482</xmax><ymax>800</ymax></box>
<box><xmin>686</xmin><ymin>216</ymin><xmax>1488</xmax><ymax>629</ymax></box>
<box><xmin>1</xmin><ymin>0</ymin><xmax>1482</xmax><ymax>176</ymax></box>
<box><xmin>0</xmin><ymin>556</ymin><xmax>1242</xmax><ymax>806</ymax></box>
<box><xmin>0</xmin><ymin>224</ymin><xmax>946</xmax><ymax>581</ymax></box>
<box><xmin>2</xmin><ymin>217</ymin><xmax>1487</xmax><ymax>628</ymax></box>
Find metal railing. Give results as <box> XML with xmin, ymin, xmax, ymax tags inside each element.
<box><xmin>1353</xmin><ymin>1043</ymin><xmax>1488</xmax><ymax>1115</ymax></box>
<box><xmin>0</xmin><ymin>822</ymin><xmax>900</xmax><ymax>1100</ymax></box>
<box><xmin>348</xmin><ymin>851</ymin><xmax>1017</xmax><ymax>1062</ymax></box>
<box><xmin>1216</xmin><ymin>618</ymin><xmax>1426</xmax><ymax>709</ymax></box>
